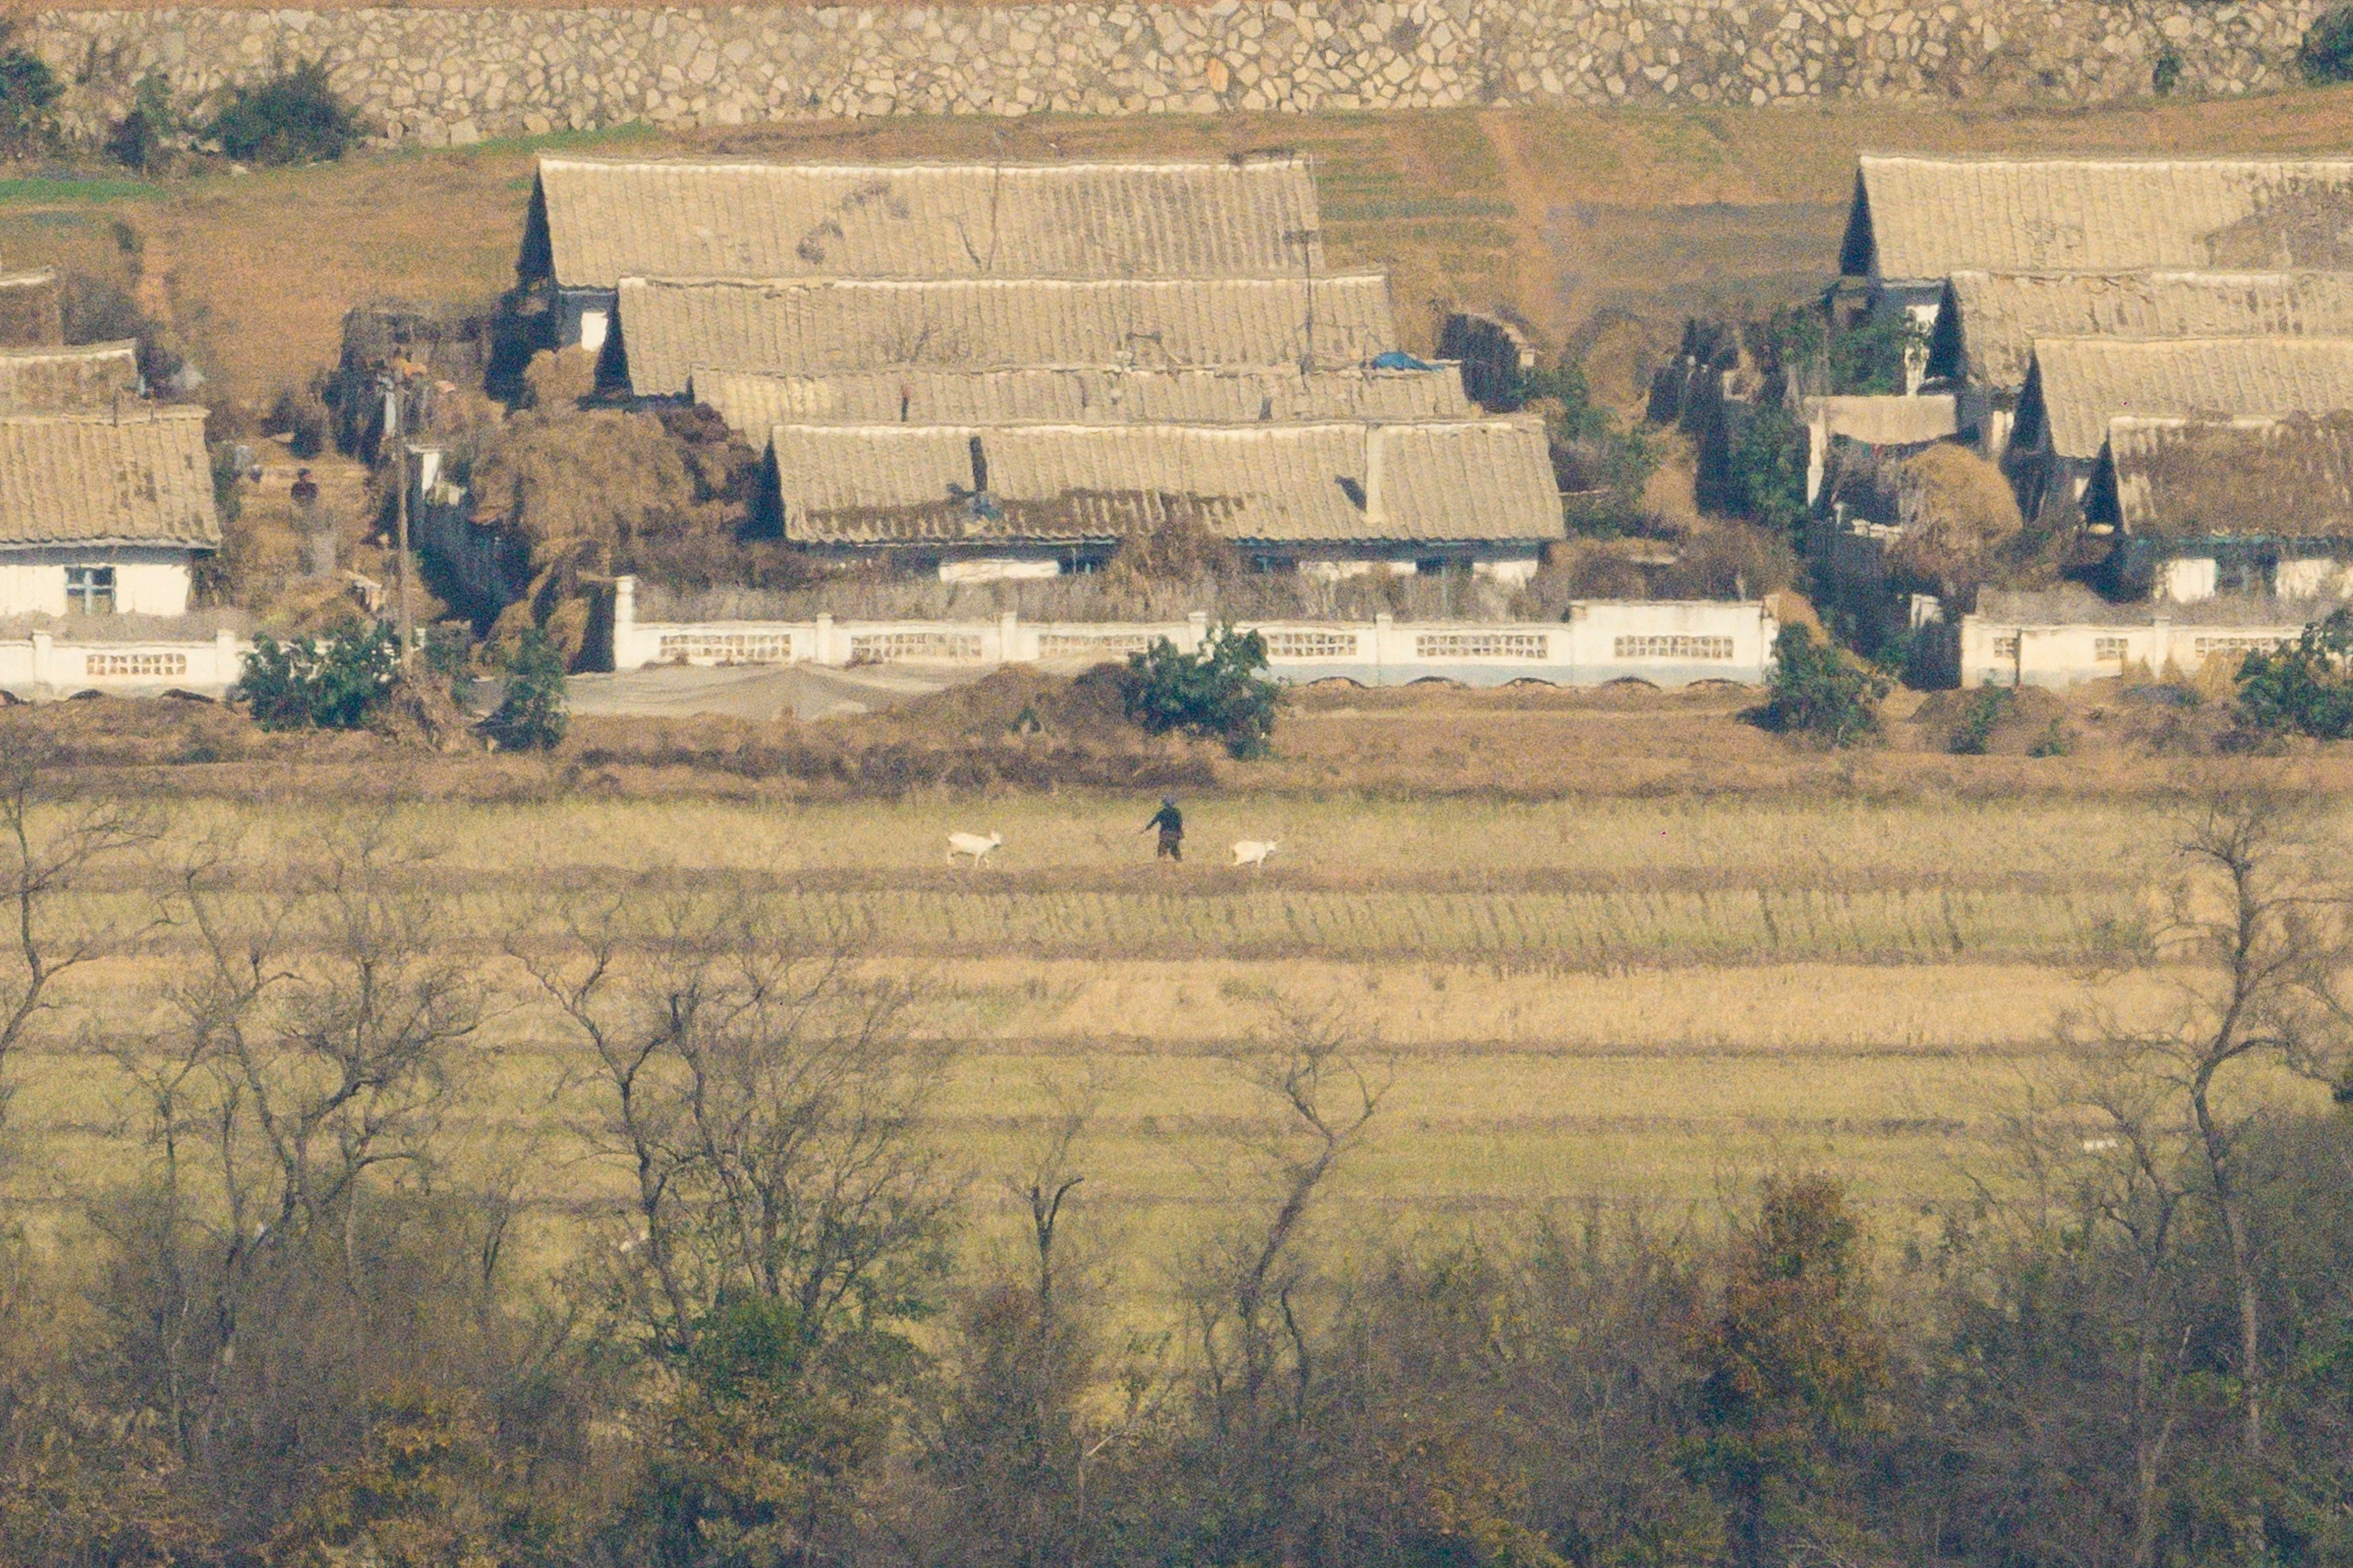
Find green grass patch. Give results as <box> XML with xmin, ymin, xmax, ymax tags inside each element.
<box><xmin>1324</xmin><ymin>195</ymin><xmax>1517</xmax><ymax>221</ymax></box>
<box><xmin>0</xmin><ymin>176</ymin><xmax>168</xmax><ymax>206</ymax></box>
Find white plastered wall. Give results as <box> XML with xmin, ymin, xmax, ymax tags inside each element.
<box><xmin>938</xmin><ymin>557</ymin><xmax>1063</xmax><ymax>583</ymax></box>
<box><xmin>0</xmin><ymin>545</ymin><xmax>198</xmax><ymax>617</ymax></box>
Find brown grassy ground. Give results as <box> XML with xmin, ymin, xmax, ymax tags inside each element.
<box><xmin>1</xmin><ymin>668</ymin><xmax>2333</xmax><ymax>801</ymax></box>
<box><xmin>11</xmin><ymin>89</ymin><xmax>2353</xmax><ymax>409</ymax></box>
<box><xmin>4</xmin><ymin>681</ymin><xmax>2335</xmax><ymax>1303</ymax></box>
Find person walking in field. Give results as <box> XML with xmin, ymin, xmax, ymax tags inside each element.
<box><xmin>1141</xmin><ymin>795</ymin><xmax>1184</xmax><ymax>862</ymax></box>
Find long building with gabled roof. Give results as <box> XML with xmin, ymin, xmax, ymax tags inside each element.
<box><xmin>609</xmin><ymin>273</ymin><xmax>1400</xmax><ymax>397</ymax></box>
<box><xmin>694</xmin><ymin>363</ymin><xmax>1472</xmax><ymax>434</ymax></box>
<box><xmin>525</xmin><ymin>155</ymin><xmax>1327</xmax><ymax>351</ymax></box>
<box><xmin>1843</xmin><ymin>156</ymin><xmax>2353</xmax><ymax>292</ymax></box>
<box><xmin>2017</xmin><ymin>336</ymin><xmax>2353</xmax><ymax>464</ymax></box>
<box><xmin>2010</xmin><ymin>336</ymin><xmax>2353</xmax><ymax>525</ymax></box>
<box><xmin>1928</xmin><ymin>270</ymin><xmax>2353</xmax><ymax>398</ymax></box>
<box><xmin>768</xmin><ymin>417</ymin><xmax>1562</xmax><ymax>577</ymax></box>
<box><xmin>2088</xmin><ymin>413</ymin><xmax>2353</xmax><ymax>538</ymax></box>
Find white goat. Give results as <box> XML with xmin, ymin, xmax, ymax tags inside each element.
<box><xmin>947</xmin><ymin>831</ymin><xmax>1003</xmax><ymax>868</ymax></box>
<box><xmin>1231</xmin><ymin>839</ymin><xmax>1279</xmax><ymax>870</ymax></box>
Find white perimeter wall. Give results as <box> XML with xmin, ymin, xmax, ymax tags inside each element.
<box><xmin>1959</xmin><ymin>613</ymin><xmax>2309</xmax><ymax>689</ymax></box>
<box><xmin>0</xmin><ymin>629</ymin><xmax>248</xmax><ymax>698</ymax></box>
<box><xmin>609</xmin><ymin>577</ymin><xmax>1777</xmax><ymax>687</ymax></box>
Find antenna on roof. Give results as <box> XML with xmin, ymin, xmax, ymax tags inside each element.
<box><xmin>1285</xmin><ymin>228</ymin><xmax>1320</xmax><ymax>379</ymax></box>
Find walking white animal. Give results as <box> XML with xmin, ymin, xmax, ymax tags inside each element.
<box><xmin>1231</xmin><ymin>839</ymin><xmax>1279</xmax><ymax>869</ymax></box>
<box><xmin>947</xmin><ymin>831</ymin><xmax>1002</xmax><ymax>868</ymax></box>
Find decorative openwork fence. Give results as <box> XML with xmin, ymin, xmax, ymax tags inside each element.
<box><xmin>609</xmin><ymin>577</ymin><xmax>1777</xmax><ymax>688</ymax></box>
<box><xmin>0</xmin><ymin>629</ymin><xmax>250</xmax><ymax>700</ymax></box>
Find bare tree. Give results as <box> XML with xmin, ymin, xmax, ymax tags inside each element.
<box><xmin>517</xmin><ymin>884</ymin><xmax>955</xmax><ymax>1356</ymax></box>
<box><xmin>2060</xmin><ymin>776</ymin><xmax>2353</xmax><ymax>1550</ymax></box>
<box><xmin>0</xmin><ymin>737</ymin><xmax>161</xmax><ymax>1131</ymax></box>
<box><xmin>96</xmin><ymin>820</ymin><xmax>484</xmax><ymax>1491</ymax></box>
<box><xmin>1969</xmin><ymin>1071</ymin><xmax>2200</xmax><ymax>1568</ymax></box>
<box><xmin>515</xmin><ymin>882</ymin><xmax>958</xmax><ymax>1563</ymax></box>
<box><xmin>1176</xmin><ymin>1000</ymin><xmax>1384</xmax><ymax>1564</ymax></box>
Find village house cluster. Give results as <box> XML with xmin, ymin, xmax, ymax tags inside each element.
<box><xmin>511</xmin><ymin>153</ymin><xmax>1565</xmax><ymax>585</ymax></box>
<box><xmin>1823</xmin><ymin>155</ymin><xmax>2353</xmax><ymax>686</ymax></box>
<box><xmin>0</xmin><ymin>268</ymin><xmax>220</xmax><ymax>625</ymax></box>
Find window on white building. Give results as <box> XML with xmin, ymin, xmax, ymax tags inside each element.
<box><xmin>65</xmin><ymin>565</ymin><xmax>116</xmax><ymax>615</ymax></box>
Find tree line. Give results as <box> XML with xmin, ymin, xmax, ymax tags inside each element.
<box><xmin>2</xmin><ymin>746</ymin><xmax>2351</xmax><ymax>1568</ymax></box>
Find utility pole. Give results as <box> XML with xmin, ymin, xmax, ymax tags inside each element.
<box><xmin>385</xmin><ymin>377</ymin><xmax>416</xmax><ymax>667</ymax></box>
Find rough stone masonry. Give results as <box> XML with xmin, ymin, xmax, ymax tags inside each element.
<box><xmin>29</xmin><ymin>0</ymin><xmax>2328</xmax><ymax>147</ymax></box>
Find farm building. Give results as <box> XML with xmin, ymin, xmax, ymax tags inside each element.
<box><xmin>607</xmin><ymin>274</ymin><xmax>1403</xmax><ymax>398</ymax></box>
<box><xmin>1802</xmin><ymin>392</ymin><xmax>1962</xmax><ymax>504</ymax></box>
<box><xmin>523</xmin><ymin>156</ymin><xmax>1325</xmax><ymax>351</ymax></box>
<box><xmin>1840</xmin><ymin>156</ymin><xmax>2353</xmax><ymax>322</ymax></box>
<box><xmin>2007</xmin><ymin>336</ymin><xmax>2353</xmax><ymax>522</ymax></box>
<box><xmin>767</xmin><ymin>417</ymin><xmax>1562</xmax><ymax>581</ymax></box>
<box><xmin>0</xmin><ymin>406</ymin><xmax>222</xmax><ymax>618</ymax></box>
<box><xmin>1963</xmin><ymin>585</ymin><xmax>2323</xmax><ymax>688</ymax></box>
<box><xmin>1929</xmin><ymin>271</ymin><xmax>2353</xmax><ymax>397</ymax></box>
<box><xmin>692</xmin><ymin>364</ymin><xmax>1472</xmax><ymax>434</ymax></box>
<box><xmin>2084</xmin><ymin>414</ymin><xmax>2353</xmax><ymax>599</ymax></box>
<box><xmin>0</xmin><ymin>341</ymin><xmax>142</xmax><ymax>414</ymax></box>
<box><xmin>1924</xmin><ymin>270</ymin><xmax>2353</xmax><ymax>453</ymax></box>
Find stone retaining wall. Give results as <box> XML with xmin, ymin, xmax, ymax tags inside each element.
<box><xmin>29</xmin><ymin>0</ymin><xmax>2324</xmax><ymax>147</ymax></box>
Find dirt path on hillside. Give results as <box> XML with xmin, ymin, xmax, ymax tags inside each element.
<box><xmin>1475</xmin><ymin>112</ymin><xmax>1575</xmax><ymax>346</ymax></box>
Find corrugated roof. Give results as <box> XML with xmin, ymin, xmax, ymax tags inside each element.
<box><xmin>2026</xmin><ymin>337</ymin><xmax>2353</xmax><ymax>460</ymax></box>
<box><xmin>1850</xmin><ymin>156</ymin><xmax>2353</xmax><ymax>281</ymax></box>
<box><xmin>1934</xmin><ymin>271</ymin><xmax>2353</xmax><ymax>391</ymax></box>
<box><xmin>0</xmin><ymin>341</ymin><xmax>140</xmax><ymax>414</ymax></box>
<box><xmin>617</xmin><ymin>274</ymin><xmax>1397</xmax><ymax>395</ymax></box>
<box><xmin>537</xmin><ymin>156</ymin><xmax>1324</xmax><ymax>290</ymax></box>
<box><xmin>769</xmin><ymin>418</ymin><xmax>1562</xmax><ymax>546</ymax></box>
<box><xmin>2098</xmin><ymin>413</ymin><xmax>2353</xmax><ymax>536</ymax></box>
<box><xmin>0</xmin><ymin>406</ymin><xmax>221</xmax><ymax>548</ymax></box>
<box><xmin>694</xmin><ymin>363</ymin><xmax>1471</xmax><ymax>432</ymax></box>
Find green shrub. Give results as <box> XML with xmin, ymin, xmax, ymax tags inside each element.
<box><xmin>2152</xmin><ymin>41</ymin><xmax>2185</xmax><ymax>95</ymax></box>
<box><xmin>1757</xmin><ymin>623</ymin><xmax>1888</xmax><ymax>747</ymax></box>
<box><xmin>2234</xmin><ymin>608</ymin><xmax>2353</xmax><ymax>738</ymax></box>
<box><xmin>0</xmin><ymin>25</ymin><xmax>59</xmax><ymax>152</ymax></box>
<box><xmin>1119</xmin><ymin>623</ymin><xmax>1279</xmax><ymax>759</ymax></box>
<box><xmin>239</xmin><ymin>618</ymin><xmax>400</xmax><ymax>731</ymax></box>
<box><xmin>1727</xmin><ymin>402</ymin><xmax>1810</xmax><ymax>542</ymax></box>
<box><xmin>209</xmin><ymin>441</ymin><xmax>244</xmax><ymax>529</ymax></box>
<box><xmin>1522</xmin><ymin>357</ymin><xmax>1660</xmax><ymax>528</ymax></box>
<box><xmin>486</xmin><ymin>627</ymin><xmax>569</xmax><ymax>751</ymax></box>
<box><xmin>2027</xmin><ymin>719</ymin><xmax>2075</xmax><ymax>758</ymax></box>
<box><xmin>1947</xmin><ymin>686</ymin><xmax>2010</xmax><ymax>754</ymax></box>
<box><xmin>204</xmin><ymin>61</ymin><xmax>358</xmax><ymax>166</ymax></box>
<box><xmin>105</xmin><ymin>75</ymin><xmax>178</xmax><ymax>173</ymax></box>
<box><xmin>2302</xmin><ymin>4</ymin><xmax>2353</xmax><ymax>82</ymax></box>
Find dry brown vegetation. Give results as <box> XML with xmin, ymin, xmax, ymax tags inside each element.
<box><xmin>0</xmin><ymin>681</ymin><xmax>2338</xmax><ymax>1301</ymax></box>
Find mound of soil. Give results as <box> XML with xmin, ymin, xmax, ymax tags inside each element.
<box><xmin>570</xmin><ymin>666</ymin><xmax>1221</xmax><ymax>796</ymax></box>
<box><xmin>878</xmin><ymin>664</ymin><xmax>1135</xmax><ymax>745</ymax></box>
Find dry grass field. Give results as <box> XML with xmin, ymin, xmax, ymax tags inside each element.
<box><xmin>11</xmin><ymin>89</ymin><xmax>2353</xmax><ymax>408</ymax></box>
<box><xmin>5</xmin><ymin>681</ymin><xmax>2334</xmax><ymax>1301</ymax></box>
